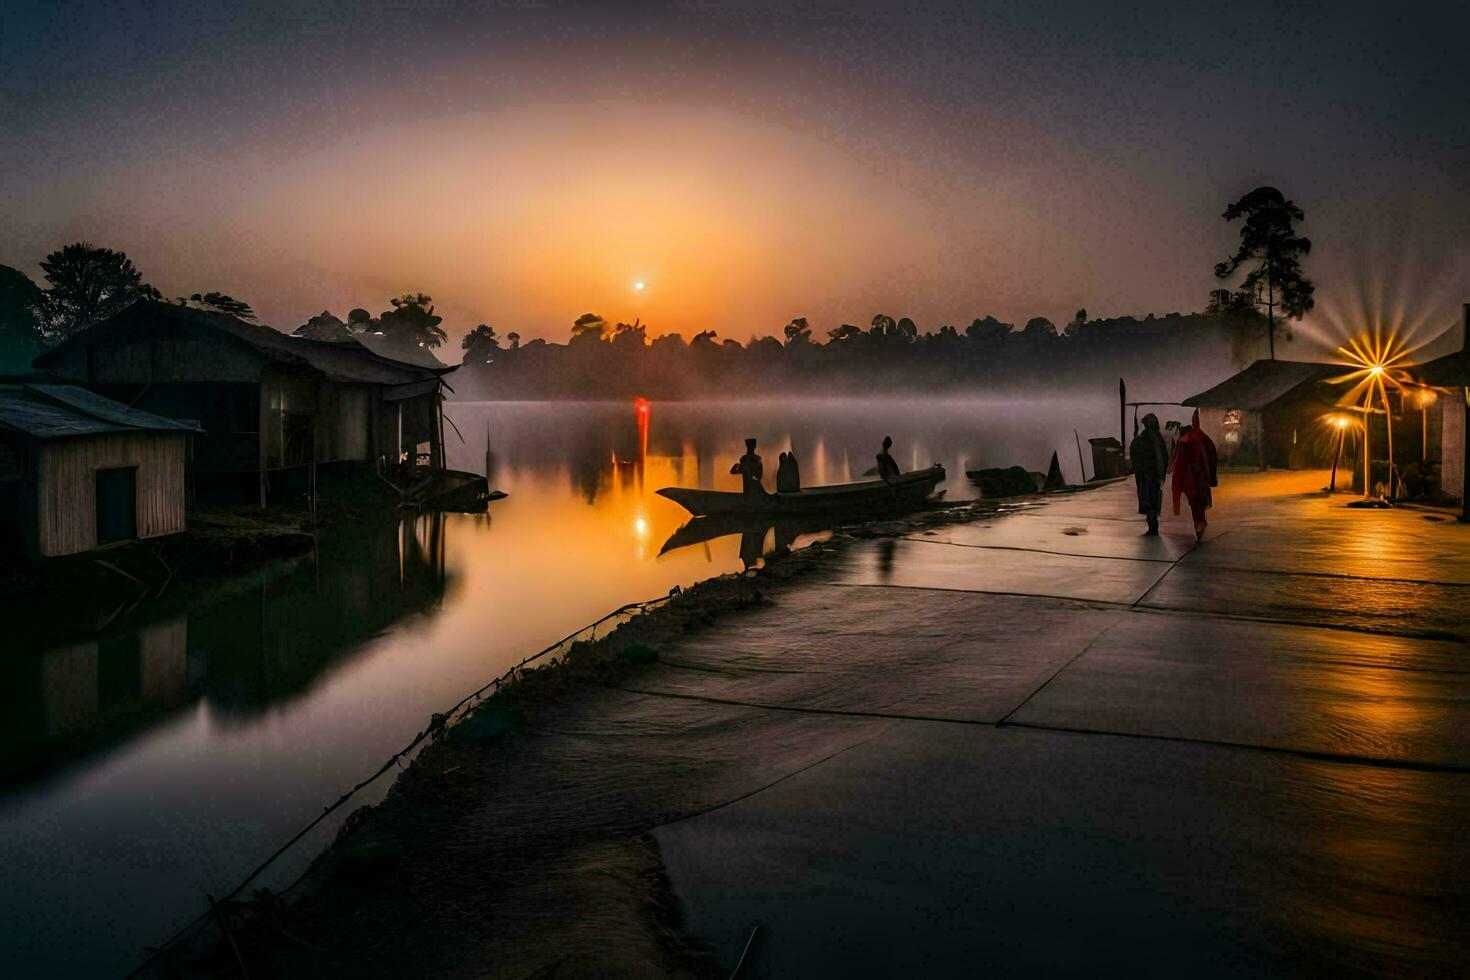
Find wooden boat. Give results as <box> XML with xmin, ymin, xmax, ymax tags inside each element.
<box><xmin>656</xmin><ymin>464</ymin><xmax>945</xmax><ymax>517</ymax></box>
<box><xmin>386</xmin><ymin>466</ymin><xmax>506</xmax><ymax>513</ymax></box>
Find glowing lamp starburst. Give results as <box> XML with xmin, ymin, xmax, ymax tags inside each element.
<box><xmin>1327</xmin><ymin>329</ymin><xmax>1423</xmax><ymax>498</ymax></box>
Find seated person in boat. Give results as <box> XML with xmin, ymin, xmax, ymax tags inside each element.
<box><xmin>876</xmin><ymin>436</ymin><xmax>901</xmax><ymax>484</ymax></box>
<box><xmin>776</xmin><ymin>450</ymin><xmax>802</xmax><ymax>493</ymax></box>
<box><xmin>729</xmin><ymin>438</ymin><xmax>766</xmax><ymax>497</ymax></box>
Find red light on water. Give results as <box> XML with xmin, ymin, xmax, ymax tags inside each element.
<box><xmin>633</xmin><ymin>397</ymin><xmax>650</xmax><ymax>415</ymax></box>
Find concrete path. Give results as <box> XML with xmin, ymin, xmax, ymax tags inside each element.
<box><xmin>648</xmin><ymin>472</ymin><xmax>1470</xmax><ymax>976</ymax></box>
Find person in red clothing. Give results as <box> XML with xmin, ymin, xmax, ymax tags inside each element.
<box><xmin>1171</xmin><ymin>409</ymin><xmax>1219</xmax><ymax>542</ymax></box>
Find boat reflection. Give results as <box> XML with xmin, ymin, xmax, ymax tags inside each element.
<box><xmin>0</xmin><ymin>514</ymin><xmax>448</xmax><ymax>790</ymax></box>
<box><xmin>659</xmin><ymin>513</ymin><xmax>832</xmax><ymax>567</ymax></box>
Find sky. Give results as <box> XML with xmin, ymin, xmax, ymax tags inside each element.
<box><xmin>2</xmin><ymin>0</ymin><xmax>1467</xmax><ymax>352</ymax></box>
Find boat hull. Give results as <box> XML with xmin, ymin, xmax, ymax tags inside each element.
<box><xmin>656</xmin><ymin>465</ymin><xmax>945</xmax><ymax>517</ymax></box>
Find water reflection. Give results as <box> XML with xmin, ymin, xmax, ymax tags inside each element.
<box><xmin>0</xmin><ymin>515</ymin><xmax>448</xmax><ymax>790</ymax></box>
<box><xmin>1</xmin><ymin>395</ymin><xmax>1117</xmax><ymax>975</ymax></box>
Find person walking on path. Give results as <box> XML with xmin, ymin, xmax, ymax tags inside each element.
<box><xmin>730</xmin><ymin>438</ymin><xmax>766</xmax><ymax>498</ymax></box>
<box><xmin>1171</xmin><ymin>410</ymin><xmax>1218</xmax><ymax>542</ymax></box>
<box><xmin>1129</xmin><ymin>413</ymin><xmax>1169</xmax><ymax>536</ymax></box>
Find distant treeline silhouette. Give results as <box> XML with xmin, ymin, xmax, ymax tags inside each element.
<box><xmin>451</xmin><ymin>310</ymin><xmax>1263</xmax><ymax>399</ymax></box>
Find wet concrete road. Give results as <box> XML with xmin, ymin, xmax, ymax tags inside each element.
<box><xmin>650</xmin><ymin>471</ymin><xmax>1470</xmax><ymax>976</ymax></box>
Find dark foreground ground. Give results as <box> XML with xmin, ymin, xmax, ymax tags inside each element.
<box><xmin>177</xmin><ymin>471</ymin><xmax>1470</xmax><ymax>977</ymax></box>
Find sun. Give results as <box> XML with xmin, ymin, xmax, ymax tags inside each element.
<box><xmin>633</xmin><ymin>280</ymin><xmax>645</xmax><ymax>292</ymax></box>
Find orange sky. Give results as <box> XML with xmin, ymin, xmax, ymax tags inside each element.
<box><xmin>3</xmin><ymin>2</ymin><xmax>1467</xmax><ymax>353</ymax></box>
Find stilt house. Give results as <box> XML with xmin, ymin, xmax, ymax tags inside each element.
<box><xmin>33</xmin><ymin>302</ymin><xmax>455</xmax><ymax>503</ymax></box>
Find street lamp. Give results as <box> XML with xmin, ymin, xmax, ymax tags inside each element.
<box><xmin>1330</xmin><ymin>332</ymin><xmax>1418</xmax><ymax>500</ymax></box>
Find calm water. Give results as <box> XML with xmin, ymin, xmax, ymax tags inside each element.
<box><xmin>0</xmin><ymin>395</ymin><xmax>1153</xmax><ymax>975</ymax></box>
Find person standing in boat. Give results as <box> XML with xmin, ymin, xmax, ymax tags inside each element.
<box><xmin>776</xmin><ymin>449</ymin><xmax>802</xmax><ymax>493</ymax></box>
<box><xmin>730</xmin><ymin>438</ymin><xmax>766</xmax><ymax>498</ymax></box>
<box><xmin>875</xmin><ymin>436</ymin><xmax>901</xmax><ymax>484</ymax></box>
<box><xmin>1129</xmin><ymin>413</ymin><xmax>1169</xmax><ymax>536</ymax></box>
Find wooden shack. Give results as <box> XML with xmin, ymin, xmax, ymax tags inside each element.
<box><xmin>0</xmin><ymin>384</ymin><xmax>198</xmax><ymax>558</ymax></box>
<box><xmin>33</xmin><ymin>301</ymin><xmax>456</xmax><ymax>504</ymax></box>
<box><xmin>1415</xmin><ymin>306</ymin><xmax>1470</xmax><ymax>517</ymax></box>
<box><xmin>1183</xmin><ymin>359</ymin><xmax>1341</xmax><ymax>469</ymax></box>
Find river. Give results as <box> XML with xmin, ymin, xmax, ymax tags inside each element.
<box><xmin>0</xmin><ymin>394</ymin><xmax>1164</xmax><ymax>975</ymax></box>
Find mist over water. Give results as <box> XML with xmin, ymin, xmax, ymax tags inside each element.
<box><xmin>0</xmin><ymin>394</ymin><xmax>1187</xmax><ymax>974</ymax></box>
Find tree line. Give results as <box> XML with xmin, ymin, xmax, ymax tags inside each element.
<box><xmin>450</xmin><ymin>308</ymin><xmax>1260</xmax><ymax>399</ymax></box>
<box><xmin>0</xmin><ymin>185</ymin><xmax>1313</xmax><ymax>382</ymax></box>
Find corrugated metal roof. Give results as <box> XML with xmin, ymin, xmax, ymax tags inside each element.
<box><xmin>33</xmin><ymin>301</ymin><xmax>456</xmax><ymax>384</ymax></box>
<box><xmin>0</xmin><ymin>385</ymin><xmax>200</xmax><ymax>440</ymax></box>
<box><xmin>1183</xmin><ymin>359</ymin><xmax>1340</xmax><ymax>410</ymax></box>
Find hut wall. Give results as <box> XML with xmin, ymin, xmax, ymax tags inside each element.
<box><xmin>315</xmin><ymin>382</ymin><xmax>371</xmax><ymax>463</ymax></box>
<box><xmin>260</xmin><ymin>368</ymin><xmax>318</xmax><ymax>469</ymax></box>
<box><xmin>0</xmin><ymin>432</ymin><xmax>32</xmax><ymax>555</ymax></box>
<box><xmin>260</xmin><ymin>371</ymin><xmax>373</xmax><ymax>467</ymax></box>
<box><xmin>399</xmin><ymin>392</ymin><xmax>439</xmax><ymax>462</ymax></box>
<box><xmin>1444</xmin><ymin>394</ymin><xmax>1465</xmax><ymax>499</ymax></box>
<box><xmin>34</xmin><ymin>432</ymin><xmax>188</xmax><ymax>557</ymax></box>
<box><xmin>1198</xmin><ymin>408</ymin><xmax>1259</xmax><ymax>464</ymax></box>
<box><xmin>95</xmin><ymin>381</ymin><xmax>261</xmax><ymax>475</ymax></box>
<box><xmin>47</xmin><ymin>329</ymin><xmax>266</xmax><ymax>384</ymax></box>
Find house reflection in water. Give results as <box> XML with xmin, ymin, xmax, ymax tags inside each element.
<box><xmin>0</xmin><ymin>514</ymin><xmax>447</xmax><ymax>786</ymax></box>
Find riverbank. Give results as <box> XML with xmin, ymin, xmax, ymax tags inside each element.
<box><xmin>158</xmin><ymin>471</ymin><xmax>1470</xmax><ymax>976</ymax></box>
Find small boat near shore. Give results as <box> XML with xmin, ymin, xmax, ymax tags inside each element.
<box><xmin>385</xmin><ymin>466</ymin><xmax>507</xmax><ymax>512</ymax></box>
<box><xmin>657</xmin><ymin>464</ymin><xmax>945</xmax><ymax>517</ymax></box>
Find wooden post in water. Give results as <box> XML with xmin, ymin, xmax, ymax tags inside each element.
<box><xmin>1119</xmin><ymin>378</ymin><xmax>1126</xmax><ymax>451</ymax></box>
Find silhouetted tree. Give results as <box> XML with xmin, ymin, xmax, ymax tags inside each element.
<box><xmin>870</xmin><ymin>313</ymin><xmax>898</xmax><ymax>339</ymax></box>
<box><xmin>187</xmin><ymin>291</ymin><xmax>256</xmax><ymax>320</ymax></box>
<box><xmin>462</xmin><ymin>323</ymin><xmax>500</xmax><ymax>364</ymax></box>
<box><xmin>37</xmin><ymin>242</ymin><xmax>159</xmax><ymax>338</ymax></box>
<box><xmin>452</xmin><ymin>307</ymin><xmax>1245</xmax><ymax>400</ymax></box>
<box><xmin>783</xmin><ymin>317</ymin><xmax>812</xmax><ymax>345</ymax></box>
<box><xmin>294</xmin><ymin>310</ymin><xmax>351</xmax><ymax>341</ymax></box>
<box><xmin>570</xmin><ymin>312</ymin><xmax>607</xmax><ymax>343</ymax></box>
<box><xmin>0</xmin><ymin>265</ymin><xmax>45</xmax><ymax>370</ymax></box>
<box><xmin>506</xmin><ymin>331</ymin><xmax>521</xmax><ymax>349</ymax></box>
<box><xmin>1215</xmin><ymin>186</ymin><xmax>1314</xmax><ymax>360</ymax></box>
<box><xmin>378</xmin><ymin>293</ymin><xmax>447</xmax><ymax>348</ymax></box>
<box><xmin>966</xmin><ymin>315</ymin><xmax>1012</xmax><ymax>342</ymax></box>
<box><xmin>1066</xmin><ymin>308</ymin><xmax>1087</xmax><ymax>336</ymax></box>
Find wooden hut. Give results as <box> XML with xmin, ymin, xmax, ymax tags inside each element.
<box><xmin>33</xmin><ymin>301</ymin><xmax>456</xmax><ymax>504</ymax></box>
<box><xmin>1415</xmin><ymin>304</ymin><xmax>1470</xmax><ymax>518</ymax></box>
<box><xmin>1183</xmin><ymin>359</ymin><xmax>1341</xmax><ymax>469</ymax></box>
<box><xmin>0</xmin><ymin>384</ymin><xmax>198</xmax><ymax>558</ymax></box>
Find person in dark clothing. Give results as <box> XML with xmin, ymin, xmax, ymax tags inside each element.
<box><xmin>776</xmin><ymin>450</ymin><xmax>802</xmax><ymax>493</ymax></box>
<box><xmin>730</xmin><ymin>438</ymin><xmax>765</xmax><ymax>497</ymax></box>
<box><xmin>1171</xmin><ymin>410</ymin><xmax>1219</xmax><ymax>542</ymax></box>
<box><xmin>875</xmin><ymin>435</ymin><xmax>901</xmax><ymax>484</ymax></box>
<box><xmin>1129</xmin><ymin>413</ymin><xmax>1169</xmax><ymax>536</ymax></box>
